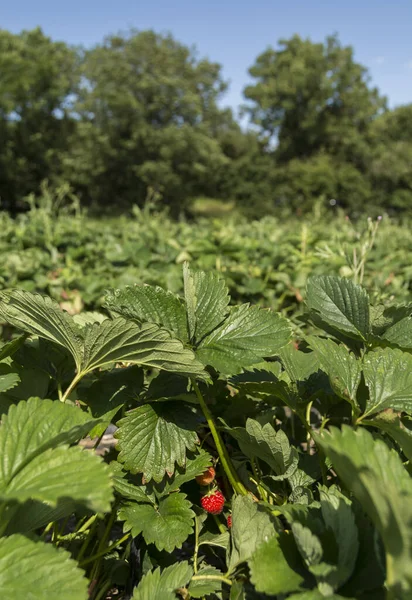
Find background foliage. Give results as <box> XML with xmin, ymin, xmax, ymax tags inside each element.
<box><xmin>1</xmin><ymin>27</ymin><xmax>412</xmax><ymax>216</ymax></box>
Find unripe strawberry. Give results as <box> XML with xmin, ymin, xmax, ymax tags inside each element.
<box><xmin>195</xmin><ymin>466</ymin><xmax>216</xmax><ymax>486</ymax></box>
<box><xmin>201</xmin><ymin>490</ymin><xmax>225</xmax><ymax>515</ymax></box>
<box><xmin>227</xmin><ymin>515</ymin><xmax>232</xmax><ymax>528</ymax></box>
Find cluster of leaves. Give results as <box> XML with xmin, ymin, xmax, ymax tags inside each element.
<box><xmin>1</xmin><ymin>264</ymin><xmax>412</xmax><ymax>598</ymax></box>
<box><xmin>1</xmin><ymin>26</ymin><xmax>412</xmax><ymax>216</ymax></box>
<box><xmin>2</xmin><ymin>196</ymin><xmax>412</xmax><ymax>328</ymax></box>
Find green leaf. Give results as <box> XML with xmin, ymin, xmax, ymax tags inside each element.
<box><xmin>183</xmin><ymin>262</ymin><xmax>230</xmax><ymax>343</ymax></box>
<box><xmin>306</xmin><ymin>276</ymin><xmax>370</xmax><ymax>340</ymax></box>
<box><xmin>227</xmin><ymin>418</ymin><xmax>298</xmax><ymax>479</ymax></box>
<box><xmin>363</xmin><ymin>347</ymin><xmax>412</xmax><ymax>416</ymax></box>
<box><xmin>227</xmin><ymin>495</ymin><xmax>277</xmax><ymax>573</ymax></box>
<box><xmin>319</xmin><ymin>486</ymin><xmax>359</xmax><ymax>590</ymax></box>
<box><xmin>155</xmin><ymin>450</ymin><xmax>213</xmax><ymax>495</ymax></box>
<box><xmin>82</xmin><ymin>365</ymin><xmax>144</xmax><ymax>421</ymax></box>
<box><xmin>230</xmin><ymin>581</ymin><xmax>245</xmax><ymax>599</ymax></box>
<box><xmin>316</xmin><ymin>425</ymin><xmax>412</xmax><ymax>597</ymax></box>
<box><xmin>105</xmin><ymin>284</ymin><xmax>188</xmax><ymax>342</ymax></box>
<box><xmin>307</xmin><ymin>336</ymin><xmax>361</xmax><ymax>406</ymax></box>
<box><xmin>0</xmin><ymin>365</ymin><xmax>20</xmax><ymax>394</ymax></box>
<box><xmin>249</xmin><ymin>533</ymin><xmax>306</xmax><ymax>596</ymax></box>
<box><xmin>291</xmin><ymin>520</ymin><xmax>323</xmax><ymax>569</ymax></box>
<box><xmin>119</xmin><ymin>493</ymin><xmax>195</xmax><ymax>552</ymax></box>
<box><xmin>2</xmin><ymin>444</ymin><xmax>113</xmax><ymax>513</ymax></box>
<box><xmin>5</xmin><ymin>499</ymin><xmax>77</xmax><ymax>534</ymax></box>
<box><xmin>0</xmin><ymin>334</ymin><xmax>27</xmax><ymax>361</ymax></box>
<box><xmin>0</xmin><ymin>363</ymin><xmax>50</xmax><ymax>409</ymax></box>
<box><xmin>381</xmin><ymin>315</ymin><xmax>412</xmax><ymax>350</ymax></box>
<box><xmin>0</xmin><ymin>290</ymin><xmax>83</xmax><ymax>368</ymax></box>
<box><xmin>0</xmin><ymin>397</ymin><xmax>98</xmax><ymax>484</ymax></box>
<box><xmin>113</xmin><ymin>476</ymin><xmax>151</xmax><ymax>503</ymax></box>
<box><xmin>0</xmin><ymin>397</ymin><xmax>112</xmax><ymax>514</ymax></box>
<box><xmin>81</xmin><ymin>318</ymin><xmax>206</xmax><ymax>378</ymax></box>
<box><xmin>132</xmin><ymin>562</ymin><xmax>193</xmax><ymax>600</ymax></box>
<box><xmin>0</xmin><ymin>534</ymin><xmax>88</xmax><ymax>600</ymax></box>
<box><xmin>363</xmin><ymin>416</ymin><xmax>412</xmax><ymax>462</ymax></box>
<box><xmin>197</xmin><ymin>304</ymin><xmax>291</xmax><ymax>374</ymax></box>
<box><xmin>288</xmin><ymin>592</ymin><xmax>354</xmax><ymax>600</ymax></box>
<box><xmin>188</xmin><ymin>566</ymin><xmax>223</xmax><ymax>598</ymax></box>
<box><xmin>115</xmin><ymin>402</ymin><xmax>200</xmax><ymax>482</ymax></box>
<box><xmin>199</xmin><ymin>530</ymin><xmax>230</xmax><ymax>549</ymax></box>
<box><xmin>278</xmin><ymin>345</ymin><xmax>319</xmax><ymax>382</ymax></box>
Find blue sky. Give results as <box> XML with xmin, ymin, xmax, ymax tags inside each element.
<box><xmin>2</xmin><ymin>0</ymin><xmax>412</xmax><ymax>116</ymax></box>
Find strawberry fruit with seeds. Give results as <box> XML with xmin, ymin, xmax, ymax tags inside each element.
<box><xmin>201</xmin><ymin>490</ymin><xmax>225</xmax><ymax>515</ymax></box>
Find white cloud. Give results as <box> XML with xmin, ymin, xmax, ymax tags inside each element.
<box><xmin>374</xmin><ymin>56</ymin><xmax>385</xmax><ymax>65</ymax></box>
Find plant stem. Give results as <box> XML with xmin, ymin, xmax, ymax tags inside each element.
<box><xmin>193</xmin><ymin>516</ymin><xmax>200</xmax><ymax>573</ymax></box>
<box><xmin>61</xmin><ymin>372</ymin><xmax>84</xmax><ymax>403</ymax></box>
<box><xmin>79</xmin><ymin>533</ymin><xmax>130</xmax><ymax>568</ymax></box>
<box><xmin>305</xmin><ymin>401</ymin><xmax>313</xmax><ymax>454</ymax></box>
<box><xmin>191</xmin><ymin>379</ymin><xmax>248</xmax><ymax>496</ymax></box>
<box><xmin>212</xmin><ymin>514</ymin><xmax>226</xmax><ymax>534</ymax></box>
<box><xmin>251</xmin><ymin>458</ymin><xmax>267</xmax><ymax>501</ymax></box>
<box><xmin>191</xmin><ymin>574</ymin><xmax>232</xmax><ymax>586</ymax></box>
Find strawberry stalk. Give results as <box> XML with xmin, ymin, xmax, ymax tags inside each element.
<box><xmin>191</xmin><ymin>379</ymin><xmax>248</xmax><ymax>496</ymax></box>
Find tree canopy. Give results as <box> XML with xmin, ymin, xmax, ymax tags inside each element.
<box><xmin>0</xmin><ymin>27</ymin><xmax>411</xmax><ymax>216</ymax></box>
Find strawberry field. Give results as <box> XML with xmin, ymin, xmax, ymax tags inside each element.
<box><xmin>1</xmin><ymin>200</ymin><xmax>412</xmax><ymax>599</ymax></box>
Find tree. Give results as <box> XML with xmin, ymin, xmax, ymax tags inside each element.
<box><xmin>367</xmin><ymin>104</ymin><xmax>412</xmax><ymax>211</ymax></box>
<box><xmin>243</xmin><ymin>34</ymin><xmax>386</xmax><ymax>166</ymax></box>
<box><xmin>0</xmin><ymin>28</ymin><xmax>79</xmax><ymax>212</ymax></box>
<box><xmin>65</xmin><ymin>30</ymin><xmax>234</xmax><ymax>213</ymax></box>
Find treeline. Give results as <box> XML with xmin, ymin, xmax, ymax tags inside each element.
<box><xmin>0</xmin><ymin>27</ymin><xmax>411</xmax><ymax>217</ymax></box>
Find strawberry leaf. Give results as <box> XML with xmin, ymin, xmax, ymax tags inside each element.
<box><xmin>227</xmin><ymin>495</ymin><xmax>277</xmax><ymax>574</ymax></box>
<box><xmin>316</xmin><ymin>425</ymin><xmax>412</xmax><ymax>596</ymax></box>
<box><xmin>115</xmin><ymin>402</ymin><xmax>200</xmax><ymax>482</ymax></box>
<box><xmin>81</xmin><ymin>318</ymin><xmax>206</xmax><ymax>378</ymax></box>
<box><xmin>363</xmin><ymin>347</ymin><xmax>412</xmax><ymax>416</ymax></box>
<box><xmin>306</xmin><ymin>276</ymin><xmax>370</xmax><ymax>340</ymax></box>
<box><xmin>197</xmin><ymin>304</ymin><xmax>291</xmax><ymax>374</ymax></box>
<box><xmin>105</xmin><ymin>284</ymin><xmax>188</xmax><ymax>342</ymax></box>
<box><xmin>249</xmin><ymin>533</ymin><xmax>306</xmax><ymax>596</ymax></box>
<box><xmin>0</xmin><ymin>534</ymin><xmax>88</xmax><ymax>599</ymax></box>
<box><xmin>132</xmin><ymin>562</ymin><xmax>193</xmax><ymax>600</ymax></box>
<box><xmin>0</xmin><ymin>290</ymin><xmax>83</xmax><ymax>369</ymax></box>
<box><xmin>119</xmin><ymin>492</ymin><xmax>195</xmax><ymax>552</ymax></box>
<box><xmin>307</xmin><ymin>336</ymin><xmax>361</xmax><ymax>407</ymax></box>
<box><xmin>183</xmin><ymin>262</ymin><xmax>230</xmax><ymax>343</ymax></box>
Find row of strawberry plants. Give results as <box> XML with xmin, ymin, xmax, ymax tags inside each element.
<box><xmin>0</xmin><ymin>265</ymin><xmax>411</xmax><ymax>598</ymax></box>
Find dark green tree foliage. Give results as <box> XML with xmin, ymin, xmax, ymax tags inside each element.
<box><xmin>243</xmin><ymin>35</ymin><xmax>389</xmax><ymax>212</ymax></box>
<box><xmin>1</xmin><ymin>27</ymin><xmax>412</xmax><ymax>216</ymax></box>
<box><xmin>0</xmin><ymin>28</ymin><xmax>78</xmax><ymax>212</ymax></box>
<box><xmin>65</xmin><ymin>31</ymin><xmax>234</xmax><ymax>213</ymax></box>
<box><xmin>367</xmin><ymin>104</ymin><xmax>412</xmax><ymax>210</ymax></box>
<box><xmin>244</xmin><ymin>34</ymin><xmax>385</xmax><ymax>162</ymax></box>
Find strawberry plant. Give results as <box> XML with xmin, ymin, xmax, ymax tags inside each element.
<box><xmin>0</xmin><ymin>265</ymin><xmax>412</xmax><ymax>598</ymax></box>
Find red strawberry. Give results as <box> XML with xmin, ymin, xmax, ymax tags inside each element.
<box><xmin>227</xmin><ymin>515</ymin><xmax>232</xmax><ymax>528</ymax></box>
<box><xmin>201</xmin><ymin>490</ymin><xmax>225</xmax><ymax>515</ymax></box>
<box><xmin>195</xmin><ymin>466</ymin><xmax>216</xmax><ymax>486</ymax></box>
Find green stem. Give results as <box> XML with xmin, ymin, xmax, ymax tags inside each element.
<box><xmin>76</xmin><ymin>516</ymin><xmax>99</xmax><ymax>563</ymax></box>
<box><xmin>77</xmin><ymin>514</ymin><xmax>97</xmax><ymax>535</ymax></box>
<box><xmin>94</xmin><ymin>580</ymin><xmax>112</xmax><ymax>600</ymax></box>
<box><xmin>191</xmin><ymin>574</ymin><xmax>232</xmax><ymax>587</ymax></box>
<box><xmin>61</xmin><ymin>371</ymin><xmax>84</xmax><ymax>403</ymax></box>
<box><xmin>79</xmin><ymin>533</ymin><xmax>130</xmax><ymax>568</ymax></box>
<box><xmin>192</xmin><ymin>379</ymin><xmax>248</xmax><ymax>496</ymax></box>
<box><xmin>251</xmin><ymin>458</ymin><xmax>267</xmax><ymax>502</ymax></box>
<box><xmin>193</xmin><ymin>516</ymin><xmax>200</xmax><ymax>574</ymax></box>
<box><xmin>213</xmin><ymin>514</ymin><xmax>226</xmax><ymax>534</ymax></box>
<box><xmin>305</xmin><ymin>401</ymin><xmax>313</xmax><ymax>454</ymax></box>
